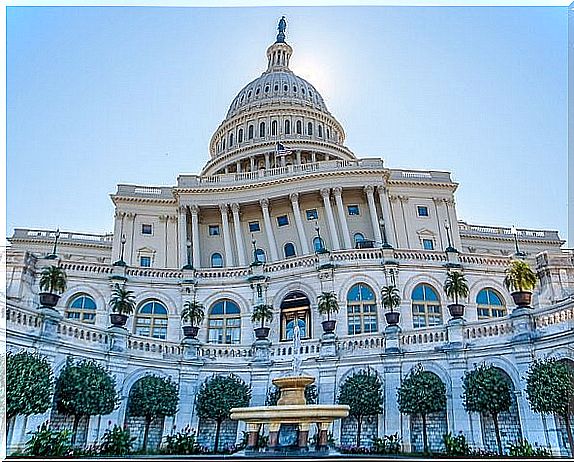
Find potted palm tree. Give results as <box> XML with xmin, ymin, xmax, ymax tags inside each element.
<box><xmin>251</xmin><ymin>303</ymin><xmax>274</xmax><ymax>339</ymax></box>
<box><xmin>504</xmin><ymin>259</ymin><xmax>537</xmax><ymax>307</ymax></box>
<box><xmin>39</xmin><ymin>265</ymin><xmax>67</xmax><ymax>308</ymax></box>
<box><xmin>381</xmin><ymin>284</ymin><xmax>401</xmax><ymax>325</ymax></box>
<box><xmin>181</xmin><ymin>299</ymin><xmax>205</xmax><ymax>339</ymax></box>
<box><xmin>108</xmin><ymin>284</ymin><xmax>136</xmax><ymax>327</ymax></box>
<box><xmin>444</xmin><ymin>271</ymin><xmax>469</xmax><ymax>318</ymax></box>
<box><xmin>317</xmin><ymin>291</ymin><xmax>339</xmax><ymax>333</ymax></box>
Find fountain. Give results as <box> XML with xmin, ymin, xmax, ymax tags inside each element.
<box><xmin>230</xmin><ymin>324</ymin><xmax>349</xmax><ymax>455</ymax></box>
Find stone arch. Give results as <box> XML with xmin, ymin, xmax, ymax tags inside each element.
<box><xmin>272</xmin><ymin>282</ymin><xmax>317</xmax><ymax>309</ymax></box>
<box><xmin>402</xmin><ymin>274</ymin><xmax>444</xmax><ymax>303</ymax></box>
<box><xmin>59</xmin><ymin>283</ymin><xmax>107</xmax><ymax>315</ymax></box>
<box><xmin>337</xmin><ymin>274</ymin><xmax>381</xmax><ymax>305</ymax></box>
<box><xmin>133</xmin><ymin>290</ymin><xmax>179</xmax><ymax>316</ymax></box>
<box><xmin>201</xmin><ymin>290</ymin><xmax>250</xmax><ymax>315</ymax></box>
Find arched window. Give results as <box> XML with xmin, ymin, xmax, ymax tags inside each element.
<box><xmin>208</xmin><ymin>299</ymin><xmax>241</xmax><ymax>344</ymax></box>
<box><xmin>255</xmin><ymin>248</ymin><xmax>266</xmax><ymax>263</ymax></box>
<box><xmin>411</xmin><ymin>284</ymin><xmax>442</xmax><ymax>328</ymax></box>
<box><xmin>229</xmin><ymin>133</ymin><xmax>234</xmax><ymax>147</ymax></box>
<box><xmin>307</xmin><ymin>122</ymin><xmax>313</xmax><ymax>135</ymax></box>
<box><xmin>222</xmin><ymin>138</ymin><xmax>226</xmax><ymax>150</ymax></box>
<box><xmin>327</xmin><ymin>128</ymin><xmax>331</xmax><ymax>139</ymax></box>
<box><xmin>476</xmin><ymin>288</ymin><xmax>506</xmax><ymax>319</ymax></box>
<box><xmin>271</xmin><ymin>120</ymin><xmax>277</xmax><ymax>136</ymax></box>
<box><xmin>347</xmin><ymin>283</ymin><xmax>377</xmax><ymax>335</ymax></box>
<box><xmin>353</xmin><ymin>233</ymin><xmax>365</xmax><ymax>245</ymax></box>
<box><xmin>211</xmin><ymin>253</ymin><xmax>224</xmax><ymax>268</ymax></box>
<box><xmin>284</xmin><ymin>243</ymin><xmax>296</xmax><ymax>258</ymax></box>
<box><xmin>66</xmin><ymin>294</ymin><xmax>96</xmax><ymax>324</ymax></box>
<box><xmin>318</xmin><ymin>124</ymin><xmax>323</xmax><ymax>138</ymax></box>
<box><xmin>285</xmin><ymin>120</ymin><xmax>291</xmax><ymax>135</ymax></box>
<box><xmin>135</xmin><ymin>300</ymin><xmax>168</xmax><ymax>339</ymax></box>
<box><xmin>283</xmin><ymin>84</ymin><xmax>288</xmax><ymax>92</ymax></box>
<box><xmin>313</xmin><ymin>236</ymin><xmax>325</xmax><ymax>252</ymax></box>
<box><xmin>296</xmin><ymin>120</ymin><xmax>302</xmax><ymax>135</ymax></box>
<box><xmin>248</xmin><ymin>124</ymin><xmax>254</xmax><ymax>140</ymax></box>
<box><xmin>259</xmin><ymin>121</ymin><xmax>266</xmax><ymax>138</ymax></box>
<box><xmin>238</xmin><ymin>128</ymin><xmax>243</xmax><ymax>143</ymax></box>
<box><xmin>280</xmin><ymin>291</ymin><xmax>311</xmax><ymax>341</ymax></box>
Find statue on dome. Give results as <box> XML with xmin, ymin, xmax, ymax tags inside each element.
<box><xmin>276</xmin><ymin>16</ymin><xmax>287</xmax><ymax>43</ymax></box>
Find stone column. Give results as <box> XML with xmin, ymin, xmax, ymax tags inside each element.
<box><xmin>236</xmin><ymin>161</ymin><xmax>241</xmax><ymax>173</ymax></box>
<box><xmin>444</xmin><ymin>198</ymin><xmax>462</xmax><ymax>249</ymax></box>
<box><xmin>219</xmin><ymin>204</ymin><xmax>234</xmax><ymax>267</ymax></box>
<box><xmin>178</xmin><ymin>205</ymin><xmax>188</xmax><ymax>269</ymax></box>
<box><xmin>167</xmin><ymin>215</ymin><xmax>178</xmax><ymax>268</ymax></box>
<box><xmin>290</xmin><ymin>193</ymin><xmax>310</xmax><ymax>254</ymax></box>
<box><xmin>265</xmin><ymin>153</ymin><xmax>270</xmax><ymax>170</ymax></box>
<box><xmin>249</xmin><ymin>157</ymin><xmax>255</xmax><ymax>172</ymax></box>
<box><xmin>296</xmin><ymin>150</ymin><xmax>302</xmax><ymax>165</ymax></box>
<box><xmin>260</xmin><ymin>198</ymin><xmax>279</xmax><ymax>261</ymax></box>
<box><xmin>231</xmin><ymin>203</ymin><xmax>246</xmax><ymax>266</ymax></box>
<box><xmin>320</xmin><ymin>188</ymin><xmax>340</xmax><ymax>250</ymax></box>
<box><xmin>311</xmin><ymin>151</ymin><xmax>317</xmax><ymax>163</ymax></box>
<box><xmin>364</xmin><ymin>185</ymin><xmax>383</xmax><ymax>244</ymax></box>
<box><xmin>124</xmin><ymin>212</ymin><xmax>136</xmax><ymax>265</ymax></box>
<box><xmin>190</xmin><ymin>205</ymin><xmax>201</xmax><ymax>269</ymax></box>
<box><xmin>377</xmin><ymin>186</ymin><xmax>396</xmax><ymax>247</ymax></box>
<box><xmin>432</xmin><ymin>197</ymin><xmax>447</xmax><ymax>249</ymax></box>
<box><xmin>332</xmin><ymin>187</ymin><xmax>352</xmax><ymax>249</ymax></box>
<box><xmin>383</xmin><ymin>361</ymin><xmax>402</xmax><ymax>436</ymax></box>
<box><xmin>111</xmin><ymin>211</ymin><xmax>125</xmax><ymax>261</ymax></box>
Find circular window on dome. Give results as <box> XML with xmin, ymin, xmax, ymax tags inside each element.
<box><xmin>265</xmin><ymin>85</ymin><xmax>270</xmax><ymax>93</ymax></box>
<box><xmin>256</xmin><ymin>87</ymin><xmax>260</xmax><ymax>95</ymax></box>
<box><xmin>293</xmin><ymin>85</ymin><xmax>297</xmax><ymax>92</ymax></box>
<box><xmin>284</xmin><ymin>84</ymin><xmax>288</xmax><ymax>92</ymax></box>
<box><xmin>274</xmin><ymin>84</ymin><xmax>279</xmax><ymax>91</ymax></box>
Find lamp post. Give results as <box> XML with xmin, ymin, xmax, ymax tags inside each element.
<box><xmin>511</xmin><ymin>226</ymin><xmax>526</xmax><ymax>258</ymax></box>
<box><xmin>379</xmin><ymin>218</ymin><xmax>392</xmax><ymax>249</ymax></box>
<box><xmin>444</xmin><ymin>220</ymin><xmax>457</xmax><ymax>253</ymax></box>
<box><xmin>251</xmin><ymin>235</ymin><xmax>258</xmax><ymax>263</ymax></box>
<box><xmin>314</xmin><ymin>221</ymin><xmax>325</xmax><ymax>252</ymax></box>
<box><xmin>183</xmin><ymin>239</ymin><xmax>193</xmax><ymax>270</ymax></box>
<box><xmin>119</xmin><ymin>234</ymin><xmax>126</xmax><ymax>262</ymax></box>
<box><xmin>46</xmin><ymin>228</ymin><xmax>60</xmax><ymax>259</ymax></box>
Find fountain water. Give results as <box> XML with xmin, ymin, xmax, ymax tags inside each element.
<box><xmin>230</xmin><ymin>324</ymin><xmax>349</xmax><ymax>455</ymax></box>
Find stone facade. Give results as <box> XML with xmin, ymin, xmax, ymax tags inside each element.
<box><xmin>410</xmin><ymin>411</ymin><xmax>448</xmax><ymax>453</ymax></box>
<box><xmin>5</xmin><ymin>17</ymin><xmax>574</xmax><ymax>458</ymax></box>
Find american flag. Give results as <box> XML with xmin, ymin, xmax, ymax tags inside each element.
<box><xmin>276</xmin><ymin>142</ymin><xmax>292</xmax><ymax>155</ymax></box>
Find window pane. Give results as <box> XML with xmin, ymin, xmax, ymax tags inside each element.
<box><xmin>306</xmin><ymin>209</ymin><xmax>318</xmax><ymax>220</ymax></box>
<box><xmin>412</xmin><ymin>285</ymin><xmax>424</xmax><ymax>300</ymax></box>
<box><xmin>424</xmin><ymin>285</ymin><xmax>439</xmax><ymax>301</ymax></box>
<box><xmin>347</xmin><ymin>205</ymin><xmax>360</xmax><ymax>216</ymax></box>
<box><xmin>476</xmin><ymin>289</ymin><xmax>489</xmax><ymax>305</ymax></box>
<box><xmin>249</xmin><ymin>221</ymin><xmax>260</xmax><ymax>232</ymax></box>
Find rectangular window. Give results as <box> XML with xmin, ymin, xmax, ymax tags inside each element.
<box><xmin>249</xmin><ymin>221</ymin><xmax>261</xmax><ymax>232</ymax></box>
<box><xmin>208</xmin><ymin>225</ymin><xmax>220</xmax><ymax>236</ymax></box>
<box><xmin>422</xmin><ymin>239</ymin><xmax>434</xmax><ymax>250</ymax></box>
<box><xmin>306</xmin><ymin>209</ymin><xmax>318</xmax><ymax>220</ymax></box>
<box><xmin>417</xmin><ymin>206</ymin><xmax>429</xmax><ymax>217</ymax></box>
<box><xmin>347</xmin><ymin>205</ymin><xmax>360</xmax><ymax>216</ymax></box>
<box><xmin>277</xmin><ymin>215</ymin><xmax>289</xmax><ymax>227</ymax></box>
<box><xmin>141</xmin><ymin>224</ymin><xmax>153</xmax><ymax>235</ymax></box>
<box><xmin>140</xmin><ymin>256</ymin><xmax>151</xmax><ymax>267</ymax></box>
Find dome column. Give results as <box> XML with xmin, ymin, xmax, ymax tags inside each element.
<box><xmin>365</xmin><ymin>185</ymin><xmax>383</xmax><ymax>244</ymax></box>
<box><xmin>219</xmin><ymin>204</ymin><xmax>234</xmax><ymax>267</ymax></box>
<box><xmin>290</xmin><ymin>193</ymin><xmax>310</xmax><ymax>255</ymax></box>
<box><xmin>231</xmin><ymin>203</ymin><xmax>247</xmax><ymax>266</ymax></box>
<box><xmin>320</xmin><ymin>188</ymin><xmax>341</xmax><ymax>250</ymax></box>
<box><xmin>333</xmin><ymin>187</ymin><xmax>352</xmax><ymax>249</ymax></box>
<box><xmin>260</xmin><ymin>198</ymin><xmax>279</xmax><ymax>261</ymax></box>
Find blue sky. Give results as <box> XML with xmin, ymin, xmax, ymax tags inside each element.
<box><xmin>7</xmin><ymin>5</ymin><xmax>568</xmax><ymax>242</ymax></box>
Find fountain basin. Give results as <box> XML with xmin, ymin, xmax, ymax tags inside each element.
<box><xmin>272</xmin><ymin>375</ymin><xmax>315</xmax><ymax>405</ymax></box>
<box><xmin>230</xmin><ymin>404</ymin><xmax>350</xmax><ymax>423</ymax></box>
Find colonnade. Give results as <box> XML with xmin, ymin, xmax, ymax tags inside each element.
<box><xmin>177</xmin><ymin>185</ymin><xmax>396</xmax><ymax>269</ymax></box>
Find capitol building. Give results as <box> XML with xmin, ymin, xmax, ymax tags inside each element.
<box><xmin>5</xmin><ymin>18</ymin><xmax>574</xmax><ymax>456</ymax></box>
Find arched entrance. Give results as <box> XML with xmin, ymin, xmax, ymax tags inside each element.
<box><xmin>280</xmin><ymin>291</ymin><xmax>311</xmax><ymax>341</ymax></box>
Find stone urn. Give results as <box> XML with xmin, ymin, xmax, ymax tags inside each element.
<box><xmin>39</xmin><ymin>292</ymin><xmax>60</xmax><ymax>308</ymax></box>
<box><xmin>321</xmin><ymin>320</ymin><xmax>336</xmax><ymax>334</ymax></box>
<box><xmin>448</xmin><ymin>303</ymin><xmax>465</xmax><ymax>318</ymax></box>
<box><xmin>183</xmin><ymin>325</ymin><xmax>199</xmax><ymax>339</ymax></box>
<box><xmin>254</xmin><ymin>326</ymin><xmax>270</xmax><ymax>340</ymax></box>
<box><xmin>385</xmin><ymin>311</ymin><xmax>400</xmax><ymax>326</ymax></box>
<box><xmin>511</xmin><ymin>291</ymin><xmax>532</xmax><ymax>308</ymax></box>
<box><xmin>110</xmin><ymin>313</ymin><xmax>128</xmax><ymax>328</ymax></box>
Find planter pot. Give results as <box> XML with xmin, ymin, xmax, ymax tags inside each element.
<box><xmin>448</xmin><ymin>303</ymin><xmax>465</xmax><ymax>318</ymax></box>
<box><xmin>385</xmin><ymin>311</ymin><xmax>400</xmax><ymax>326</ymax></box>
<box><xmin>254</xmin><ymin>326</ymin><xmax>270</xmax><ymax>340</ymax></box>
<box><xmin>321</xmin><ymin>319</ymin><xmax>336</xmax><ymax>333</ymax></box>
<box><xmin>511</xmin><ymin>291</ymin><xmax>532</xmax><ymax>307</ymax></box>
<box><xmin>110</xmin><ymin>313</ymin><xmax>128</xmax><ymax>327</ymax></box>
<box><xmin>39</xmin><ymin>292</ymin><xmax>60</xmax><ymax>308</ymax></box>
<box><xmin>183</xmin><ymin>325</ymin><xmax>199</xmax><ymax>339</ymax></box>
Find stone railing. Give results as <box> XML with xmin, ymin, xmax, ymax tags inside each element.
<box><xmin>10</xmin><ymin>228</ymin><xmax>113</xmax><ymax>245</ymax></box>
<box><xmin>458</xmin><ymin>222</ymin><xmax>562</xmax><ymax>242</ymax></box>
<box><xmin>114</xmin><ymin>185</ymin><xmax>174</xmax><ymax>200</ymax></box>
<box><xmin>400</xmin><ymin>325</ymin><xmax>449</xmax><ymax>347</ymax></box>
<box><xmin>6</xmin><ymin>304</ymin><xmax>42</xmax><ymax>331</ymax></box>
<box><xmin>465</xmin><ymin>318</ymin><xmax>514</xmax><ymax>340</ymax></box>
<box><xmin>534</xmin><ymin>301</ymin><xmax>574</xmax><ymax>328</ymax></box>
<box><xmin>127</xmin><ymin>338</ymin><xmax>182</xmax><ymax>356</ymax></box>
<box><xmin>339</xmin><ymin>335</ymin><xmax>384</xmax><ymax>355</ymax></box>
<box><xmin>200</xmin><ymin>344</ymin><xmax>252</xmax><ymax>360</ymax></box>
<box><xmin>58</xmin><ymin>320</ymin><xmax>110</xmax><ymax>346</ymax></box>
<box><xmin>270</xmin><ymin>339</ymin><xmax>321</xmax><ymax>360</ymax></box>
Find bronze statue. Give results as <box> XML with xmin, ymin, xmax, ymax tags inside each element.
<box><xmin>276</xmin><ymin>16</ymin><xmax>287</xmax><ymax>43</ymax></box>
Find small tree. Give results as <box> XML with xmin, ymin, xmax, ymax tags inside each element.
<box><xmin>526</xmin><ymin>358</ymin><xmax>574</xmax><ymax>456</ymax></box>
<box><xmin>196</xmin><ymin>374</ymin><xmax>251</xmax><ymax>452</ymax></box>
<box><xmin>54</xmin><ymin>358</ymin><xmax>118</xmax><ymax>446</ymax></box>
<box><xmin>337</xmin><ymin>369</ymin><xmax>384</xmax><ymax>447</ymax></box>
<box><xmin>397</xmin><ymin>364</ymin><xmax>446</xmax><ymax>454</ymax></box>
<box><xmin>109</xmin><ymin>284</ymin><xmax>136</xmax><ymax>315</ymax></box>
<box><xmin>317</xmin><ymin>291</ymin><xmax>339</xmax><ymax>321</ymax></box>
<box><xmin>39</xmin><ymin>265</ymin><xmax>67</xmax><ymax>294</ymax></box>
<box><xmin>443</xmin><ymin>271</ymin><xmax>469</xmax><ymax>304</ymax></box>
<box><xmin>127</xmin><ymin>374</ymin><xmax>179</xmax><ymax>452</ymax></box>
<box><xmin>381</xmin><ymin>285</ymin><xmax>401</xmax><ymax>312</ymax></box>
<box><xmin>7</xmin><ymin>351</ymin><xmax>53</xmax><ymax>438</ymax></box>
<box><xmin>181</xmin><ymin>299</ymin><xmax>205</xmax><ymax>327</ymax></box>
<box><xmin>504</xmin><ymin>259</ymin><xmax>537</xmax><ymax>292</ymax></box>
<box><xmin>251</xmin><ymin>303</ymin><xmax>274</xmax><ymax>328</ymax></box>
<box><xmin>462</xmin><ymin>364</ymin><xmax>511</xmax><ymax>455</ymax></box>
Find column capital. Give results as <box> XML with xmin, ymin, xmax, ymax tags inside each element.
<box><xmin>159</xmin><ymin>215</ymin><xmax>169</xmax><ymax>223</ymax></box>
<box><xmin>332</xmin><ymin>187</ymin><xmax>343</xmax><ymax>196</ymax></box>
<box><xmin>320</xmin><ymin>188</ymin><xmax>330</xmax><ymax>199</ymax></box>
<box><xmin>364</xmin><ymin>184</ymin><xmax>375</xmax><ymax>195</ymax></box>
<box><xmin>398</xmin><ymin>195</ymin><xmax>409</xmax><ymax>203</ymax></box>
<box><xmin>114</xmin><ymin>211</ymin><xmax>126</xmax><ymax>219</ymax></box>
<box><xmin>377</xmin><ymin>185</ymin><xmax>388</xmax><ymax>196</ymax></box>
<box><xmin>126</xmin><ymin>212</ymin><xmax>136</xmax><ymax>219</ymax></box>
<box><xmin>289</xmin><ymin>192</ymin><xmax>299</xmax><ymax>203</ymax></box>
<box><xmin>432</xmin><ymin>196</ymin><xmax>443</xmax><ymax>205</ymax></box>
<box><xmin>178</xmin><ymin>205</ymin><xmax>188</xmax><ymax>214</ymax></box>
<box><xmin>189</xmin><ymin>204</ymin><xmax>200</xmax><ymax>215</ymax></box>
<box><xmin>219</xmin><ymin>203</ymin><xmax>229</xmax><ymax>214</ymax></box>
<box><xmin>169</xmin><ymin>215</ymin><xmax>178</xmax><ymax>223</ymax></box>
<box><xmin>260</xmin><ymin>198</ymin><xmax>270</xmax><ymax>209</ymax></box>
<box><xmin>231</xmin><ymin>203</ymin><xmax>241</xmax><ymax>214</ymax></box>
